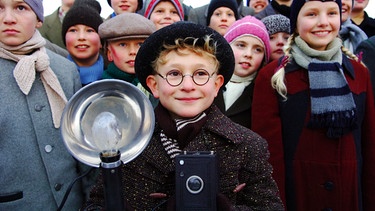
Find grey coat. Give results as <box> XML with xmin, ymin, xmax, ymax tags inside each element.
<box><xmin>0</xmin><ymin>50</ymin><xmax>88</xmax><ymax>210</ymax></box>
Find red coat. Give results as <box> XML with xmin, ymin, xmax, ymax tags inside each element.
<box><xmin>251</xmin><ymin>56</ymin><xmax>375</xmax><ymax>211</ymax></box>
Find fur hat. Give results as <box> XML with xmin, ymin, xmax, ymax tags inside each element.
<box><xmin>107</xmin><ymin>0</ymin><xmax>143</xmax><ymax>12</ymax></box>
<box><xmin>224</xmin><ymin>16</ymin><xmax>271</xmax><ymax>63</ymax></box>
<box><xmin>206</xmin><ymin>0</ymin><xmax>239</xmax><ymax>26</ymax></box>
<box><xmin>135</xmin><ymin>22</ymin><xmax>235</xmax><ymax>92</ymax></box>
<box><xmin>62</xmin><ymin>1</ymin><xmax>103</xmax><ymax>46</ymax></box>
<box><xmin>99</xmin><ymin>13</ymin><xmax>156</xmax><ymax>41</ymax></box>
<box><xmin>24</xmin><ymin>0</ymin><xmax>44</xmax><ymax>22</ymax></box>
<box><xmin>290</xmin><ymin>0</ymin><xmax>342</xmax><ymax>34</ymax></box>
<box><xmin>261</xmin><ymin>14</ymin><xmax>290</xmax><ymax>35</ymax></box>
<box><xmin>144</xmin><ymin>0</ymin><xmax>184</xmax><ymax>21</ymax></box>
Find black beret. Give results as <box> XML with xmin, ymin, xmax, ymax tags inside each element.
<box><xmin>135</xmin><ymin>21</ymin><xmax>235</xmax><ymax>93</ymax></box>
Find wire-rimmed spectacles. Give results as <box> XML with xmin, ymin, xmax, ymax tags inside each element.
<box><xmin>157</xmin><ymin>69</ymin><xmax>217</xmax><ymax>86</ymax></box>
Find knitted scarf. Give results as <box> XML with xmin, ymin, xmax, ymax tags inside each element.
<box><xmin>155</xmin><ymin>104</ymin><xmax>208</xmax><ymax>159</ymax></box>
<box><xmin>67</xmin><ymin>54</ymin><xmax>104</xmax><ymax>86</ymax></box>
<box><xmin>339</xmin><ymin>19</ymin><xmax>368</xmax><ymax>52</ymax></box>
<box><xmin>291</xmin><ymin>36</ymin><xmax>357</xmax><ymax>138</ymax></box>
<box><xmin>0</xmin><ymin>30</ymin><xmax>67</xmax><ymax>128</ymax></box>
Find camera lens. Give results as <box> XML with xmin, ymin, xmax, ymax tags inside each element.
<box><xmin>186</xmin><ymin>175</ymin><xmax>204</xmax><ymax>194</ymax></box>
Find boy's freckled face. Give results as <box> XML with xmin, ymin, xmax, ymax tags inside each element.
<box><xmin>107</xmin><ymin>38</ymin><xmax>145</xmax><ymax>74</ymax></box>
<box><xmin>0</xmin><ymin>0</ymin><xmax>42</xmax><ymax>46</ymax></box>
<box><xmin>146</xmin><ymin>49</ymin><xmax>224</xmax><ymax>119</ymax></box>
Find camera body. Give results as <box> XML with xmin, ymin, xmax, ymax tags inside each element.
<box><xmin>175</xmin><ymin>151</ymin><xmax>218</xmax><ymax>211</ymax></box>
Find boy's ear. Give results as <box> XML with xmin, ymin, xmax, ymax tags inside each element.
<box><xmin>146</xmin><ymin>75</ymin><xmax>159</xmax><ymax>98</ymax></box>
<box><xmin>107</xmin><ymin>47</ymin><xmax>114</xmax><ymax>62</ymax></box>
<box><xmin>214</xmin><ymin>74</ymin><xmax>225</xmax><ymax>97</ymax></box>
<box><xmin>36</xmin><ymin>20</ymin><xmax>43</xmax><ymax>29</ymax></box>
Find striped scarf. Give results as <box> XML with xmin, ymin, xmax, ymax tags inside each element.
<box><xmin>155</xmin><ymin>104</ymin><xmax>208</xmax><ymax>159</ymax></box>
<box><xmin>291</xmin><ymin>36</ymin><xmax>357</xmax><ymax>138</ymax></box>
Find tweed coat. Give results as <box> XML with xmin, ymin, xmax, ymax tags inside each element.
<box><xmin>86</xmin><ymin>104</ymin><xmax>284</xmax><ymax>210</ymax></box>
<box><xmin>38</xmin><ymin>8</ymin><xmax>65</xmax><ymax>49</ymax></box>
<box><xmin>0</xmin><ymin>50</ymin><xmax>88</xmax><ymax>210</ymax></box>
<box><xmin>188</xmin><ymin>1</ymin><xmax>255</xmax><ymax>26</ymax></box>
<box><xmin>214</xmin><ymin>82</ymin><xmax>255</xmax><ymax>129</ymax></box>
<box><xmin>251</xmin><ymin>56</ymin><xmax>375</xmax><ymax>211</ymax></box>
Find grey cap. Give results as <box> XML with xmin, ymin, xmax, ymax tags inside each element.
<box><xmin>261</xmin><ymin>14</ymin><xmax>290</xmax><ymax>35</ymax></box>
<box><xmin>99</xmin><ymin>13</ymin><xmax>156</xmax><ymax>41</ymax></box>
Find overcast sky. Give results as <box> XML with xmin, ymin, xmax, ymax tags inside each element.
<box><xmin>44</xmin><ymin>0</ymin><xmax>375</xmax><ymax>19</ymax></box>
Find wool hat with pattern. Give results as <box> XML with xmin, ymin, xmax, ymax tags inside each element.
<box><xmin>24</xmin><ymin>0</ymin><xmax>44</xmax><ymax>22</ymax></box>
<box><xmin>135</xmin><ymin>22</ymin><xmax>235</xmax><ymax>93</ymax></box>
<box><xmin>99</xmin><ymin>13</ymin><xmax>156</xmax><ymax>41</ymax></box>
<box><xmin>261</xmin><ymin>14</ymin><xmax>290</xmax><ymax>35</ymax></box>
<box><xmin>107</xmin><ymin>0</ymin><xmax>143</xmax><ymax>12</ymax></box>
<box><xmin>61</xmin><ymin>1</ymin><xmax>103</xmax><ymax>46</ymax></box>
<box><xmin>224</xmin><ymin>15</ymin><xmax>271</xmax><ymax>63</ymax></box>
<box><xmin>206</xmin><ymin>0</ymin><xmax>239</xmax><ymax>26</ymax></box>
<box><xmin>290</xmin><ymin>0</ymin><xmax>342</xmax><ymax>34</ymax></box>
<box><xmin>144</xmin><ymin>0</ymin><xmax>184</xmax><ymax>21</ymax></box>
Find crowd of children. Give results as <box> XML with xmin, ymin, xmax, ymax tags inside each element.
<box><xmin>2</xmin><ymin>0</ymin><xmax>375</xmax><ymax>210</ymax></box>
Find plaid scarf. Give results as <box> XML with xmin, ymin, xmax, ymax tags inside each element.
<box><xmin>291</xmin><ymin>36</ymin><xmax>357</xmax><ymax>138</ymax></box>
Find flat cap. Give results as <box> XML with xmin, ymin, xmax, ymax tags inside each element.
<box><xmin>135</xmin><ymin>22</ymin><xmax>235</xmax><ymax>93</ymax></box>
<box><xmin>99</xmin><ymin>13</ymin><xmax>156</xmax><ymax>41</ymax></box>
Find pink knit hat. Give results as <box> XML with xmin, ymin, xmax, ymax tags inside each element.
<box><xmin>224</xmin><ymin>15</ymin><xmax>271</xmax><ymax>63</ymax></box>
<box><xmin>144</xmin><ymin>0</ymin><xmax>184</xmax><ymax>21</ymax></box>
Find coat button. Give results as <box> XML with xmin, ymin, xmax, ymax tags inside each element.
<box><xmin>45</xmin><ymin>145</ymin><xmax>53</xmax><ymax>153</ymax></box>
<box><xmin>54</xmin><ymin>183</ymin><xmax>62</xmax><ymax>191</ymax></box>
<box><xmin>324</xmin><ymin>181</ymin><xmax>335</xmax><ymax>191</ymax></box>
<box><xmin>34</xmin><ymin>104</ymin><xmax>45</xmax><ymax>112</ymax></box>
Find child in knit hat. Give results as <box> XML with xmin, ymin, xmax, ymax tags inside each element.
<box><xmin>99</xmin><ymin>13</ymin><xmax>158</xmax><ymax>107</ymax></box>
<box><xmin>62</xmin><ymin>0</ymin><xmax>104</xmax><ymax>86</ymax></box>
<box><xmin>85</xmin><ymin>21</ymin><xmax>283</xmax><ymax>210</ymax></box>
<box><xmin>252</xmin><ymin>0</ymin><xmax>375</xmax><ymax>209</ymax></box>
<box><xmin>207</xmin><ymin>0</ymin><xmax>239</xmax><ymax>35</ymax></box>
<box><xmin>0</xmin><ymin>0</ymin><xmax>92</xmax><ymax>210</ymax></box>
<box><xmin>261</xmin><ymin>14</ymin><xmax>291</xmax><ymax>61</ymax></box>
<box><xmin>214</xmin><ymin>15</ymin><xmax>270</xmax><ymax>129</ymax></box>
<box><xmin>144</xmin><ymin>0</ymin><xmax>184</xmax><ymax>30</ymax></box>
<box><xmin>107</xmin><ymin>0</ymin><xmax>143</xmax><ymax>18</ymax></box>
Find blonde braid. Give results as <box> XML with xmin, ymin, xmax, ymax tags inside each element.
<box><xmin>341</xmin><ymin>45</ymin><xmax>367</xmax><ymax>67</ymax></box>
<box><xmin>271</xmin><ymin>33</ymin><xmax>297</xmax><ymax>100</ymax></box>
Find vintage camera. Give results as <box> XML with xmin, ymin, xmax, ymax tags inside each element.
<box><xmin>175</xmin><ymin>151</ymin><xmax>218</xmax><ymax>211</ymax></box>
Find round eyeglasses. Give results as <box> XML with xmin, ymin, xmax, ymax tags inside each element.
<box><xmin>157</xmin><ymin>69</ymin><xmax>216</xmax><ymax>87</ymax></box>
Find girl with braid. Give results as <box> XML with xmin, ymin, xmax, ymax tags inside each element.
<box><xmin>251</xmin><ymin>0</ymin><xmax>375</xmax><ymax>210</ymax></box>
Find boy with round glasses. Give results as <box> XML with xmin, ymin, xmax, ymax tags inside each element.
<box><xmin>85</xmin><ymin>21</ymin><xmax>283</xmax><ymax>210</ymax></box>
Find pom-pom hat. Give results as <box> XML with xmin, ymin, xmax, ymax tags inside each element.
<box><xmin>135</xmin><ymin>22</ymin><xmax>235</xmax><ymax>93</ymax></box>
<box><xmin>24</xmin><ymin>0</ymin><xmax>44</xmax><ymax>22</ymax></box>
<box><xmin>290</xmin><ymin>0</ymin><xmax>342</xmax><ymax>34</ymax></box>
<box><xmin>261</xmin><ymin>14</ymin><xmax>290</xmax><ymax>35</ymax></box>
<box><xmin>144</xmin><ymin>0</ymin><xmax>184</xmax><ymax>21</ymax></box>
<box><xmin>224</xmin><ymin>16</ymin><xmax>271</xmax><ymax>63</ymax></box>
<box><xmin>99</xmin><ymin>13</ymin><xmax>156</xmax><ymax>41</ymax></box>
